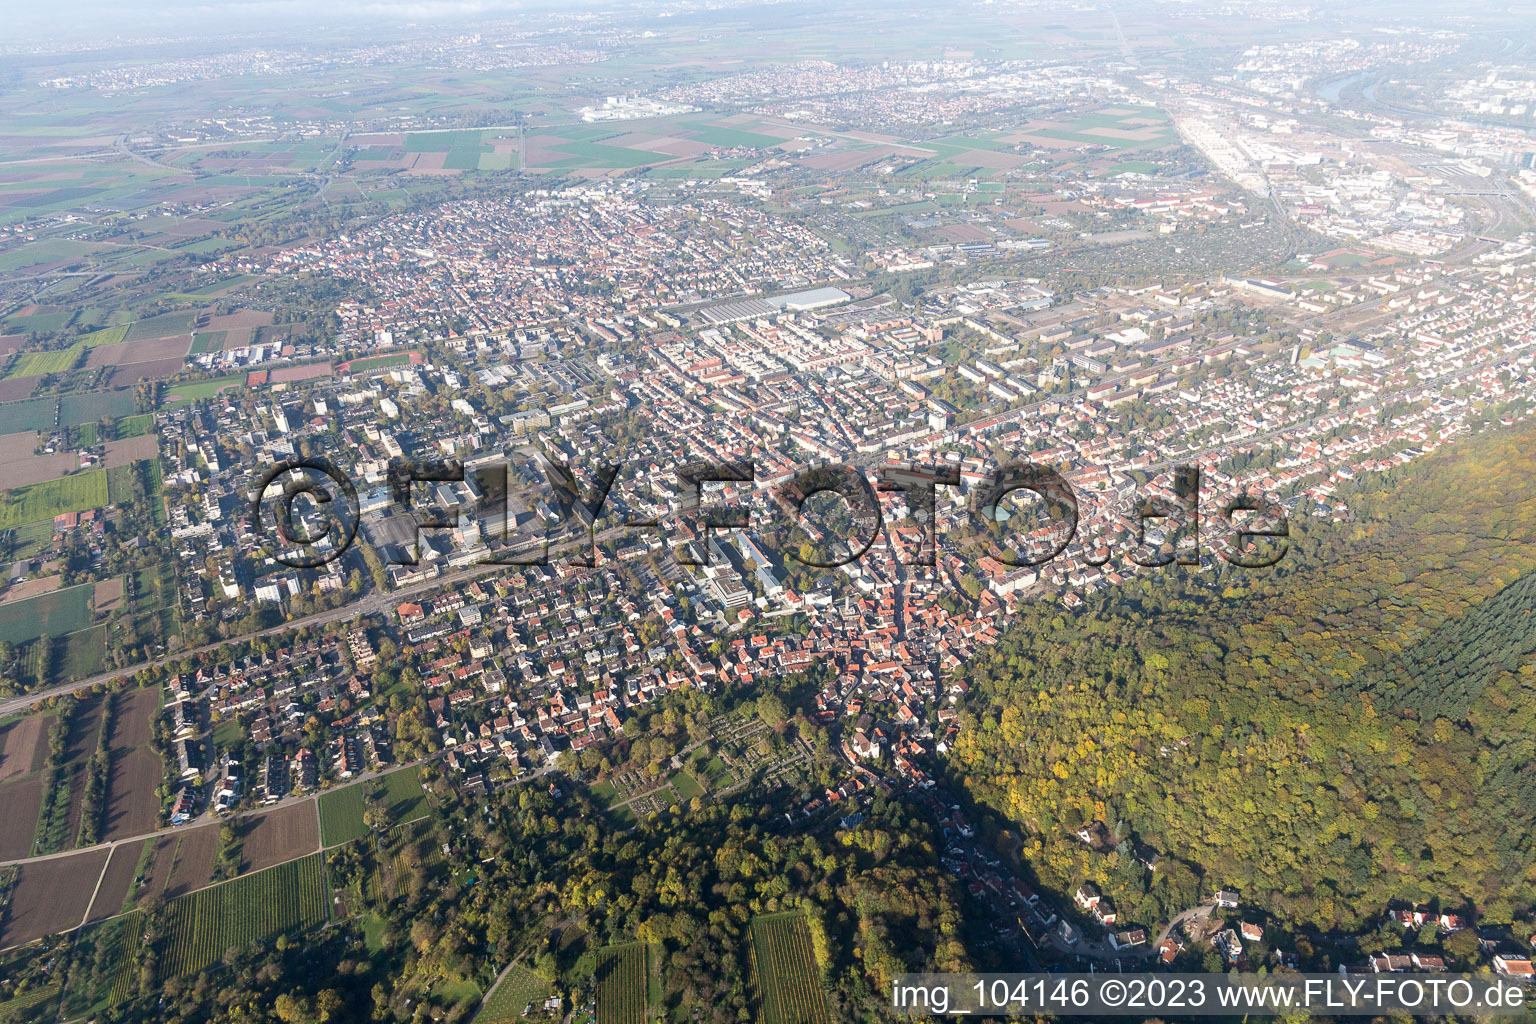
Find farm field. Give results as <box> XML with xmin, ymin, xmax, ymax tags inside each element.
<box><xmin>0</xmin><ymin>515</ymin><xmax>54</xmax><ymax>564</ymax></box>
<box><xmin>83</xmin><ymin>840</ymin><xmax>143</xmax><ymax>924</ymax></box>
<box><xmin>1008</xmin><ymin>104</ymin><xmax>1176</xmax><ymax>153</ymax></box>
<box><xmin>101</xmin><ymin>687</ymin><xmax>161</xmax><ymax>841</ymax></box>
<box><xmin>59</xmin><ymin>625</ymin><xmax>107</xmax><ymax>681</ymax></box>
<box><xmin>76</xmin><ymin>324</ymin><xmax>129</xmax><ymax>348</ymax></box>
<box><xmin>110</xmin><ymin>413</ymin><xmax>154</xmax><ymax>439</ymax></box>
<box><xmin>186</xmin><ymin>330</ymin><xmax>225</xmax><ymax>355</ymax></box>
<box><xmin>57</xmin><ymin>390</ymin><xmax>136</xmax><ymax>425</ymax></box>
<box><xmin>0</xmin><ymin>715</ymin><xmax>48</xmax><ymax>781</ymax></box>
<box><xmin>141</xmin><ymin>823</ymin><xmax>219</xmax><ymax>901</ymax></box>
<box><xmin>0</xmin><ymin>777</ymin><xmax>43</xmax><ymax>859</ymax></box>
<box><xmin>0</xmin><ymin>398</ymin><xmax>56</xmax><ymax>435</ymax></box>
<box><xmin>159</xmin><ymin>853</ymin><xmax>329</xmax><ymax>979</ymax></box>
<box><xmin>0</xmin><ymin>470</ymin><xmax>108</xmax><ymax>530</ymax></box>
<box><xmin>379</xmin><ymin>765</ymin><xmax>430</xmax><ymax>822</ymax></box>
<box><xmin>240</xmin><ymin>801</ymin><xmax>320</xmax><ymax>873</ymax></box>
<box><xmin>0</xmin><ymin>431</ymin><xmax>83</xmax><ymax>489</ymax></box>
<box><xmin>318</xmin><ymin>783</ymin><xmax>367</xmax><ymax>846</ymax></box>
<box><xmin>124</xmin><ymin>311</ymin><xmax>194</xmax><ymax>343</ymax></box>
<box><xmin>594</xmin><ymin>942</ymin><xmax>647</xmax><ymax>1024</ymax></box>
<box><xmin>5</xmin><ymin>345</ymin><xmax>82</xmax><ymax>379</ymax></box>
<box><xmin>750</xmin><ymin>912</ymin><xmax>829</xmax><ymax>1024</ymax></box>
<box><xmin>322</xmin><ymin>765</ymin><xmax>429</xmax><ymax>845</ymax></box>
<box><xmin>473</xmin><ymin>963</ymin><xmax>552</xmax><ymax>1024</ymax></box>
<box><xmin>0</xmin><ymin>845</ymin><xmax>109</xmax><ymax>949</ymax></box>
<box><xmin>0</xmin><ymin>580</ymin><xmax>94</xmax><ymax>646</ymax></box>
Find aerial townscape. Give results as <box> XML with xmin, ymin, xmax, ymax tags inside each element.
<box><xmin>1</xmin><ymin>0</ymin><xmax>1536</xmax><ymax>1021</ymax></box>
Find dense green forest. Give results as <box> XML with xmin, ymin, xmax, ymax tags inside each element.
<box><xmin>946</xmin><ymin>418</ymin><xmax>1536</xmax><ymax>936</ymax></box>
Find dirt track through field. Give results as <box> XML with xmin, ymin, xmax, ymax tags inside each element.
<box><xmin>84</xmin><ymin>838</ymin><xmax>141</xmax><ymax>923</ymax></box>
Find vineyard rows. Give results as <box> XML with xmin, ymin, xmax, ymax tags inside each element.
<box><xmin>105</xmin><ymin>912</ymin><xmax>144</xmax><ymax>1007</ymax></box>
<box><xmin>161</xmin><ymin>854</ymin><xmax>329</xmax><ymax>978</ymax></box>
<box><xmin>595</xmin><ymin>942</ymin><xmax>647</xmax><ymax>1024</ymax></box>
<box><xmin>751</xmin><ymin>913</ymin><xmax>829</xmax><ymax>1024</ymax></box>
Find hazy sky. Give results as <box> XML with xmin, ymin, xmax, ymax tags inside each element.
<box><xmin>7</xmin><ymin>0</ymin><xmax>595</xmax><ymax>45</ymax></box>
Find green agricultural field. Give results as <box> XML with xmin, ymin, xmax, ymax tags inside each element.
<box><xmin>2</xmin><ymin>310</ymin><xmax>73</xmax><ymax>333</ymax></box>
<box><xmin>473</xmin><ymin>963</ymin><xmax>552</xmax><ymax>1024</ymax></box>
<box><xmin>58</xmin><ymin>390</ymin><xmax>136</xmax><ymax>424</ymax></box>
<box><xmin>187</xmin><ymin>330</ymin><xmax>226</xmax><ymax>355</ymax></box>
<box><xmin>125</xmin><ymin>312</ymin><xmax>193</xmax><ymax>343</ymax></box>
<box><xmin>0</xmin><ymin>470</ymin><xmax>108</xmax><ymax>529</ymax></box>
<box><xmin>0</xmin><ymin>240</ymin><xmax>99</xmax><ymax>273</ymax></box>
<box><xmin>2</xmin><ymin>519</ymin><xmax>57</xmax><ymax>561</ymax></box>
<box><xmin>0</xmin><ymin>583</ymin><xmax>97</xmax><ymax>650</ymax></box>
<box><xmin>379</xmin><ymin>765</ymin><xmax>429</xmax><ymax>822</ymax></box>
<box><xmin>0</xmin><ymin>397</ymin><xmax>56</xmax><ymax>433</ymax></box>
<box><xmin>76</xmin><ymin>324</ymin><xmax>129</xmax><ymax>349</ymax></box>
<box><xmin>541</xmin><ymin>140</ymin><xmax>670</xmax><ymax>170</ymax></box>
<box><xmin>111</xmin><ymin>413</ymin><xmax>154</xmax><ymax>439</ymax></box>
<box><xmin>160</xmin><ymin>854</ymin><xmax>329</xmax><ymax>979</ymax></box>
<box><xmin>321</xmin><ymin>766</ymin><xmax>429</xmax><ymax>846</ymax></box>
<box><xmin>60</xmin><ymin>623</ymin><xmax>107</xmax><ymax>679</ymax></box>
<box><xmin>443</xmin><ymin>149</ymin><xmax>485</xmax><ymax>170</ymax></box>
<box><xmin>318</xmin><ymin>784</ymin><xmax>367</xmax><ymax>846</ymax></box>
<box><xmin>6</xmin><ymin>344</ymin><xmax>83</xmax><ymax>379</ymax></box>
<box><xmin>405</xmin><ymin>130</ymin><xmax>487</xmax><ymax>152</ymax></box>
<box><xmin>106</xmin><ymin>462</ymin><xmax>136</xmax><ymax>503</ymax></box>
<box><xmin>680</xmin><ymin>120</ymin><xmax>784</xmax><ymax>149</ymax></box>
<box><xmin>751</xmin><ymin>912</ymin><xmax>829</xmax><ymax>1024</ymax></box>
<box><xmin>594</xmin><ymin>943</ymin><xmax>647</xmax><ymax>1024</ymax></box>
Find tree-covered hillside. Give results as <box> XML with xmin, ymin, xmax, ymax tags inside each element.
<box><xmin>946</xmin><ymin>419</ymin><xmax>1536</xmax><ymax>935</ymax></box>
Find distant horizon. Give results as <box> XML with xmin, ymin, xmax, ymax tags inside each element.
<box><xmin>8</xmin><ymin>0</ymin><xmax>1527</xmax><ymax>51</ymax></box>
